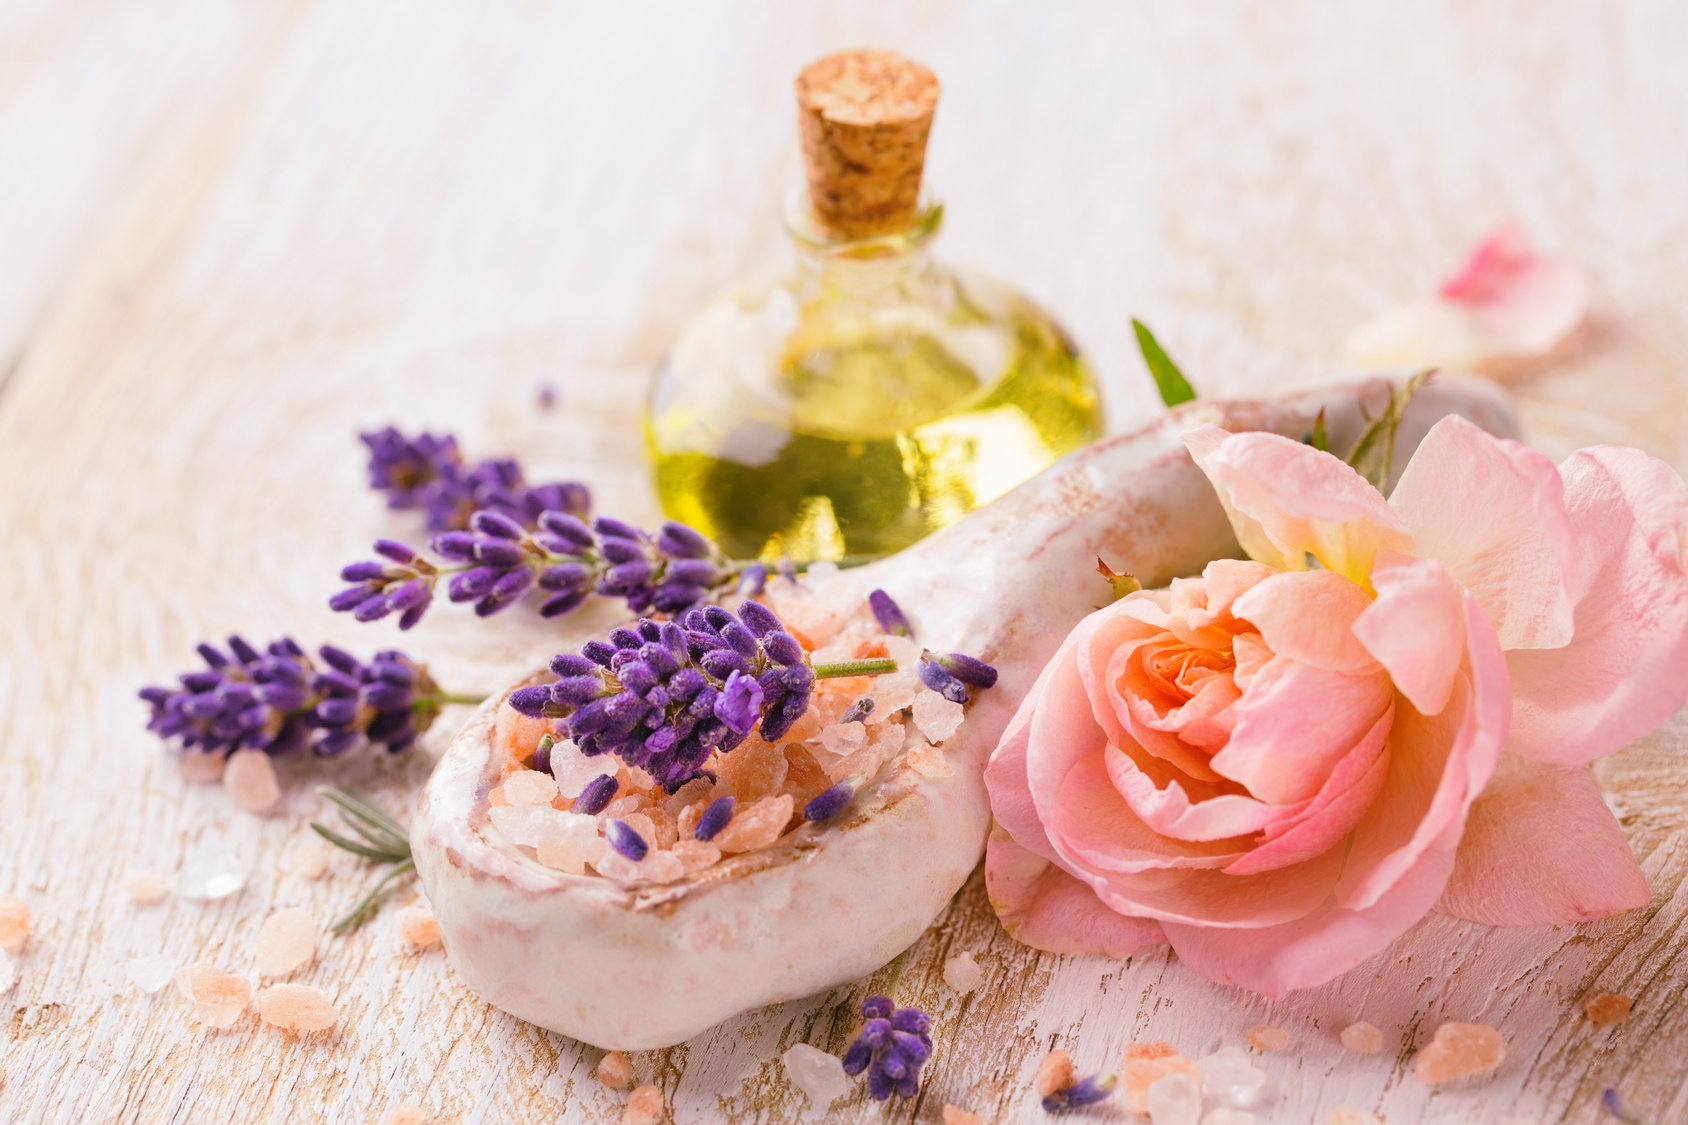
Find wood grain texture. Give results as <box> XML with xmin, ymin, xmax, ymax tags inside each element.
<box><xmin>1</xmin><ymin>3</ymin><xmax>1684</xmax><ymax>1122</ymax></box>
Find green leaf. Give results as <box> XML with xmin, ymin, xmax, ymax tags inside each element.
<box><xmin>1133</xmin><ymin>319</ymin><xmax>1196</xmax><ymax>407</ymax></box>
<box><xmin>1096</xmin><ymin>556</ymin><xmax>1143</xmax><ymax>603</ymax></box>
<box><xmin>1346</xmin><ymin>370</ymin><xmax>1434</xmax><ymax>493</ymax></box>
<box><xmin>329</xmin><ymin>858</ymin><xmax>416</xmax><ymax>935</ymax></box>
<box><xmin>309</xmin><ymin>821</ymin><xmax>406</xmax><ymax>863</ymax></box>
<box><xmin>1310</xmin><ymin>408</ymin><xmax>1329</xmax><ymax>453</ymax></box>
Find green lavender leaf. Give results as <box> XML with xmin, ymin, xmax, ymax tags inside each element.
<box><xmin>1133</xmin><ymin>319</ymin><xmax>1196</xmax><ymax>407</ymax></box>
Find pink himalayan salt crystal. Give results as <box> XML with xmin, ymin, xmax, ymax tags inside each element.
<box><xmin>1122</xmin><ymin>1042</ymin><xmax>1201</xmax><ymax>1115</ymax></box>
<box><xmin>865</xmin><ymin>670</ymin><xmax>919</xmax><ymax>719</ymax></box>
<box><xmin>621</xmin><ymin>1084</ymin><xmax>663</xmax><ymax>1125</ymax></box>
<box><xmin>504</xmin><ymin>769</ymin><xmax>559</xmax><ymax>806</ymax></box>
<box><xmin>254</xmin><ymin>907</ymin><xmax>317</xmax><ymax>977</ymax></box>
<box><xmin>782</xmin><ymin>743</ymin><xmax>832</xmax><ymax>804</ymax></box>
<box><xmin>1585</xmin><ymin>992</ymin><xmax>1633</xmax><ymax>1026</ymax></box>
<box><xmin>1245</xmin><ymin>1026</ymin><xmax>1290</xmax><ymax>1051</ymax></box>
<box><xmin>912</xmin><ymin>690</ymin><xmax>965</xmax><ymax>743</ymax></box>
<box><xmin>623</xmin><ymin>813</ymin><xmax>657</xmax><ymax>850</ymax></box>
<box><xmin>0</xmin><ymin>894</ymin><xmax>30</xmax><ymax>955</ymax></box>
<box><xmin>943</xmin><ymin>951</ymin><xmax>982</xmax><ymax>993</ymax></box>
<box><xmin>718</xmin><ymin>738</ymin><xmax>788</xmax><ymax>802</ymax></box>
<box><xmin>643</xmin><ymin>805</ymin><xmax>679</xmax><ymax>849</ymax></box>
<box><xmin>121</xmin><ymin>871</ymin><xmax>171</xmax><ymax>905</ymax></box>
<box><xmin>0</xmin><ymin>948</ymin><xmax>14</xmax><ymax>994</ymax></box>
<box><xmin>127</xmin><ymin>953</ymin><xmax>177</xmax><ymax>993</ymax></box>
<box><xmin>258</xmin><ymin>982</ymin><xmax>340</xmax><ymax>1031</ymax></box>
<box><xmin>604</xmin><ymin>795</ymin><xmax>646</xmax><ymax>818</ymax></box>
<box><xmin>943</xmin><ymin>1106</ymin><xmax>986</xmax><ymax>1125</ymax></box>
<box><xmin>594</xmin><ymin>851</ymin><xmax>642</xmax><ymax>883</ymax></box>
<box><xmin>396</xmin><ymin>905</ymin><xmax>441</xmax><ymax>950</ymax></box>
<box><xmin>174</xmin><ymin>962</ymin><xmax>252</xmax><ymax>1028</ymax></box>
<box><xmin>1413</xmin><ymin>1021</ymin><xmax>1505</xmax><ymax>1085</ymax></box>
<box><xmin>819</xmin><ymin>721</ymin><xmax>868</xmax><ymax>757</ymax></box>
<box><xmin>492</xmin><ymin>701</ymin><xmax>549</xmax><ymax>765</ymax></box>
<box><xmin>639</xmin><ymin>850</ymin><xmax>686</xmax><ymax>885</ymax></box>
<box><xmin>379</xmin><ymin>1105</ymin><xmax>426</xmax><ymax>1125</ymax></box>
<box><xmin>906</xmin><ymin>739</ymin><xmax>952</xmax><ymax>778</ymax></box>
<box><xmin>675</xmin><ymin>801</ymin><xmax>704</xmax><ymax>840</ymax></box>
<box><xmin>289</xmin><ymin>838</ymin><xmax>330</xmax><ymax>880</ymax></box>
<box><xmin>672</xmin><ymin>839</ymin><xmax>721</xmax><ymax>874</ymax></box>
<box><xmin>223</xmin><ymin>748</ymin><xmax>282</xmax><ymax>815</ymax></box>
<box><xmin>538</xmin><ymin>836</ymin><xmax>605</xmax><ymax>874</ymax></box>
<box><xmin>1326</xmin><ymin>1108</ymin><xmax>1382</xmax><ymax>1125</ymax></box>
<box><xmin>178</xmin><ymin>751</ymin><xmax>226</xmax><ymax>784</ymax></box>
<box><xmin>713</xmin><ymin>794</ymin><xmax>793</xmax><ymax>854</ymax></box>
<box><xmin>599</xmin><ymin>1050</ymin><xmax>634</xmax><ymax>1089</ymax></box>
<box><xmin>1340</xmin><ymin>1021</ymin><xmax>1385</xmax><ymax>1054</ymax></box>
<box><xmin>1035</xmin><ymin>1049</ymin><xmax>1074</xmax><ymax>1097</ymax></box>
<box><xmin>665</xmin><ymin>776</ymin><xmax>714</xmax><ymax>816</ymax></box>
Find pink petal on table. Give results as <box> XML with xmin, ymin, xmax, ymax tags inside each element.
<box><xmin>1437</xmin><ymin>753</ymin><xmax>1649</xmax><ymax>926</ymax></box>
<box><xmin>1507</xmin><ymin>446</ymin><xmax>1688</xmax><ymax>764</ymax></box>
<box><xmin>1232</xmin><ymin>568</ymin><xmax>1381</xmax><ymax>674</ymax></box>
<box><xmin>1184</xmin><ymin>428</ymin><xmax>1413</xmax><ymax>590</ymax></box>
<box><xmin>1353</xmin><ymin>553</ymin><xmax>1468</xmax><ymax>716</ymax></box>
<box><xmin>984</xmin><ymin>831</ymin><xmax>1166</xmax><ymax>958</ymax></box>
<box><xmin>1440</xmin><ymin>224</ymin><xmax>1590</xmax><ymax>355</ymax></box>
<box><xmin>1389</xmin><ymin>414</ymin><xmax>1576</xmax><ymax>651</ymax></box>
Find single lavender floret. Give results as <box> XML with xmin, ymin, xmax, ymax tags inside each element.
<box><xmin>839</xmin><ymin>697</ymin><xmax>874</xmax><ymax>725</ymax></box>
<box><xmin>934</xmin><ymin>652</ymin><xmax>998</xmax><ymax>688</ymax></box>
<box><xmin>842</xmin><ymin>996</ymin><xmax>932</xmax><ymax>1101</ymax></box>
<box><xmin>918</xmin><ymin>654</ymin><xmax>973</xmax><ymax>704</ymax></box>
<box><xmin>803</xmin><ymin>776</ymin><xmax>865</xmax><ymax>822</ymax></box>
<box><xmin>605</xmin><ymin>819</ymin><xmax>648</xmax><ymax>862</ymax></box>
<box><xmin>695</xmin><ymin>796</ymin><xmax>735</xmax><ymax>841</ymax></box>
<box><xmin>361</xmin><ymin>426</ymin><xmax>593</xmax><ymax>533</ymax></box>
<box><xmin>868</xmin><ymin>589</ymin><xmax>912</xmax><ymax>637</ymax></box>
<box><xmin>713</xmin><ymin>670</ymin><xmax>764</xmax><ymax>734</ymax></box>
<box><xmin>738</xmin><ymin>563</ymin><xmax>767</xmax><ymax>596</ymax></box>
<box><xmin>574</xmin><ymin>773</ymin><xmax>619</xmax><ymax>815</ymax></box>
<box><xmin>1042</xmin><ymin>1071</ymin><xmax>1118</xmax><ymax>1112</ymax></box>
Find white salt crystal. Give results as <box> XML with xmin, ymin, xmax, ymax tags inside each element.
<box><xmin>127</xmin><ymin>953</ymin><xmax>176</xmax><ymax>993</ymax></box>
<box><xmin>0</xmin><ymin>948</ymin><xmax>14</xmax><ymax>993</ymax></box>
<box><xmin>289</xmin><ymin>839</ymin><xmax>329</xmax><ymax>880</ymax></box>
<box><xmin>1201</xmin><ymin>1110</ymin><xmax>1256</xmax><ymax>1125</ymax></box>
<box><xmin>593</xmin><ymin>851</ymin><xmax>641</xmax><ymax>883</ymax></box>
<box><xmin>865</xmin><ymin>671</ymin><xmax>918</xmax><ymax>719</ymax></box>
<box><xmin>640</xmin><ymin>851</ymin><xmax>685</xmax><ymax>885</ymax></box>
<box><xmin>1200</xmin><ymin>1046</ymin><xmax>1266</xmax><ymax>1108</ymax></box>
<box><xmin>804</xmin><ymin>561</ymin><xmax>840</xmax><ymax>583</ymax></box>
<box><xmin>943</xmin><ymin>951</ymin><xmax>983</xmax><ymax>994</ymax></box>
<box><xmin>121</xmin><ymin>871</ymin><xmax>171</xmax><ymax>905</ymax></box>
<box><xmin>488</xmin><ymin>804</ymin><xmax>597</xmax><ymax>848</ymax></box>
<box><xmin>178</xmin><ymin>841</ymin><xmax>250</xmax><ymax>900</ymax></box>
<box><xmin>504</xmin><ymin>769</ymin><xmax>559</xmax><ymax>806</ymax></box>
<box><xmin>912</xmin><ymin>691</ymin><xmax>965</xmax><ymax>743</ymax></box>
<box><xmin>1147</xmin><ymin>1072</ymin><xmax>1201</xmax><ymax>1125</ymax></box>
<box><xmin>819</xmin><ymin>721</ymin><xmax>868</xmax><ymax>756</ymax></box>
<box><xmin>783</xmin><ymin>1042</ymin><xmax>850</xmax><ymax>1113</ymax></box>
<box><xmin>550</xmin><ymin>740</ymin><xmax>608</xmax><ymax>799</ymax></box>
<box><xmin>604</xmin><ymin>795</ymin><xmax>643</xmax><ymax>818</ymax></box>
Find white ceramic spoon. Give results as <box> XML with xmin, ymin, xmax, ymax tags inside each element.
<box><xmin>412</xmin><ymin>375</ymin><xmax>1517</xmax><ymax>1050</ymax></box>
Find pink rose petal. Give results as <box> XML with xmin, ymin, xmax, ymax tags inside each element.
<box><xmin>983</xmin><ymin>831</ymin><xmax>1166</xmax><ymax>958</ymax></box>
<box><xmin>1353</xmin><ymin>554</ymin><xmax>1468</xmax><ymax>716</ymax></box>
<box><xmin>1231</xmin><ymin>569</ymin><xmax>1380</xmax><ymax>674</ymax></box>
<box><xmin>1439</xmin><ymin>224</ymin><xmax>1590</xmax><ymax>354</ymax></box>
<box><xmin>1437</xmin><ymin>753</ymin><xmax>1649</xmax><ymax>926</ymax></box>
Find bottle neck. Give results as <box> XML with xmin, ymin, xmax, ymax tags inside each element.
<box><xmin>785</xmin><ymin>190</ymin><xmax>943</xmax><ymax>269</ymax></box>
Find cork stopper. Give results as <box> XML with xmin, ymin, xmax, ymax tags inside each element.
<box><xmin>796</xmin><ymin>49</ymin><xmax>940</xmax><ymax>239</ymax></box>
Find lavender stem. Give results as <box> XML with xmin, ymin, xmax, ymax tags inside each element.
<box><xmin>812</xmin><ymin>658</ymin><xmax>898</xmax><ymax>679</ymax></box>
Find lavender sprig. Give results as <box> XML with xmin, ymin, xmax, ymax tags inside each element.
<box><xmin>917</xmin><ymin>649</ymin><xmax>999</xmax><ymax>704</ymax></box>
<box><xmin>842</xmin><ymin>996</ymin><xmax>933</xmax><ymax>1101</ymax></box>
<box><xmin>140</xmin><ymin>636</ymin><xmax>476</xmax><ymax>759</ymax></box>
<box><xmin>360</xmin><ymin>426</ymin><xmax>591</xmax><ymax>532</ymax></box>
<box><xmin>1041</xmin><ymin>1070</ymin><xmax>1118</xmax><ymax>1112</ymax></box>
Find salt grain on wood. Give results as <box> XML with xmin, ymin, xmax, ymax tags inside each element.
<box><xmin>1123</xmin><ymin>1042</ymin><xmax>1201</xmax><ymax>1114</ymax></box>
<box><xmin>174</xmin><ymin>963</ymin><xmax>251</xmax><ymax>1028</ymax></box>
<box><xmin>782</xmin><ymin>1042</ymin><xmax>849</xmax><ymax>1110</ymax></box>
<box><xmin>1246</xmin><ymin>1025</ymin><xmax>1290</xmax><ymax>1051</ymax></box>
<box><xmin>620</xmin><ymin>1084</ymin><xmax>663</xmax><ymax>1125</ymax></box>
<box><xmin>223</xmin><ymin>748</ymin><xmax>282</xmax><ymax>815</ymax></box>
<box><xmin>942</xmin><ymin>1105</ymin><xmax>986</xmax><ymax>1125</ymax></box>
<box><xmin>1585</xmin><ymin>993</ymin><xmax>1632</xmax><ymax>1026</ymax></box>
<box><xmin>0</xmin><ymin>893</ymin><xmax>30</xmax><ymax>953</ymax></box>
<box><xmin>1340</xmin><ymin>1021</ymin><xmax>1384</xmax><ymax>1054</ymax></box>
<box><xmin>254</xmin><ymin>907</ymin><xmax>318</xmax><ymax>976</ymax></box>
<box><xmin>598</xmin><ymin>1050</ymin><xmax>634</xmax><ymax>1089</ymax></box>
<box><xmin>257</xmin><ymin>983</ymin><xmax>339</xmax><ymax>1031</ymax></box>
<box><xmin>1413</xmin><ymin>1021</ymin><xmax>1505</xmax><ymax>1085</ymax></box>
<box><xmin>126</xmin><ymin>953</ymin><xmax>176</xmax><ymax>993</ymax></box>
<box><xmin>911</xmin><ymin>690</ymin><xmax>965</xmax><ymax>742</ymax></box>
<box><xmin>943</xmin><ymin>950</ymin><xmax>982</xmax><ymax>993</ymax></box>
<box><xmin>1034</xmin><ymin>1049</ymin><xmax>1074</xmax><ymax>1097</ymax></box>
<box><xmin>396</xmin><ymin>905</ymin><xmax>441</xmax><ymax>950</ymax></box>
<box><xmin>121</xmin><ymin>871</ymin><xmax>171</xmax><ymax>904</ymax></box>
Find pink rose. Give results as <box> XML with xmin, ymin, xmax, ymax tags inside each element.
<box><xmin>984</xmin><ymin>414</ymin><xmax>1688</xmax><ymax>994</ymax></box>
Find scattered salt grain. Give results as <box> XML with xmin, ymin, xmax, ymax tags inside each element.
<box><xmin>223</xmin><ymin>748</ymin><xmax>282</xmax><ymax>815</ymax></box>
<box><xmin>1245</xmin><ymin>1025</ymin><xmax>1290</xmax><ymax>1051</ymax></box>
<box><xmin>174</xmin><ymin>962</ymin><xmax>251</xmax><ymax>1028</ymax></box>
<box><xmin>121</xmin><ymin>871</ymin><xmax>171</xmax><ymax>905</ymax></box>
<box><xmin>599</xmin><ymin>1050</ymin><xmax>634</xmax><ymax>1089</ymax></box>
<box><xmin>594</xmin><ymin>851</ymin><xmax>642</xmax><ymax>883</ymax></box>
<box><xmin>783</xmin><ymin>1042</ymin><xmax>849</xmax><ymax>1112</ymax></box>
<box><xmin>254</xmin><ymin>907</ymin><xmax>317</xmax><ymax>977</ymax></box>
<box><xmin>906</xmin><ymin>739</ymin><xmax>952</xmax><ymax>778</ymax></box>
<box><xmin>127</xmin><ymin>953</ymin><xmax>176</xmax><ymax>993</ymax></box>
<box><xmin>379</xmin><ymin>1104</ymin><xmax>426</xmax><ymax>1125</ymax></box>
<box><xmin>943</xmin><ymin>1106</ymin><xmax>986</xmax><ymax>1125</ymax></box>
<box><xmin>1122</xmin><ymin>1042</ymin><xmax>1201</xmax><ymax>1114</ymax></box>
<box><xmin>1147</xmin><ymin>1072</ymin><xmax>1202</xmax><ymax>1125</ymax></box>
<box><xmin>621</xmin><ymin>1084</ymin><xmax>663</xmax><ymax>1125</ymax></box>
<box><xmin>605</xmin><ymin>795</ymin><xmax>644</xmax><ymax>818</ymax></box>
<box><xmin>289</xmin><ymin>838</ymin><xmax>330</xmax><ymax>880</ymax></box>
<box><xmin>0</xmin><ymin>948</ymin><xmax>14</xmax><ymax>993</ymax></box>
<box><xmin>943</xmin><ymin>951</ymin><xmax>983</xmax><ymax>994</ymax></box>
<box><xmin>258</xmin><ymin>982</ymin><xmax>339</xmax><ymax>1031</ymax></box>
<box><xmin>178</xmin><ymin>751</ymin><xmax>226</xmax><ymax>784</ymax></box>
<box><xmin>1035</xmin><ymin>1049</ymin><xmax>1074</xmax><ymax>1097</ymax></box>
<box><xmin>1585</xmin><ymin>992</ymin><xmax>1632</xmax><ymax>1026</ymax></box>
<box><xmin>912</xmin><ymin>690</ymin><xmax>965</xmax><ymax>743</ymax></box>
<box><xmin>1201</xmin><ymin>1110</ymin><xmax>1256</xmax><ymax>1125</ymax></box>
<box><xmin>489</xmin><ymin>804</ymin><xmax>597</xmax><ymax>848</ymax></box>
<box><xmin>396</xmin><ymin>905</ymin><xmax>441</xmax><ymax>950</ymax></box>
<box><xmin>504</xmin><ymin>769</ymin><xmax>560</xmax><ymax>806</ymax></box>
<box><xmin>0</xmin><ymin>893</ymin><xmax>31</xmax><ymax>954</ymax></box>
<box><xmin>178</xmin><ymin>837</ymin><xmax>250</xmax><ymax>900</ymax></box>
<box><xmin>672</xmin><ymin>839</ymin><xmax>721</xmax><ymax>873</ymax></box>
<box><xmin>713</xmin><ymin>794</ymin><xmax>793</xmax><ymax>854</ymax></box>
<box><xmin>1326</xmin><ymin>1108</ymin><xmax>1382</xmax><ymax>1125</ymax></box>
<box><xmin>550</xmin><ymin>740</ymin><xmax>607</xmax><ymax>798</ymax></box>
<box><xmin>1200</xmin><ymin>1046</ymin><xmax>1265</xmax><ymax>1107</ymax></box>
<box><xmin>1413</xmin><ymin>1021</ymin><xmax>1505</xmax><ymax>1085</ymax></box>
<box><xmin>1340</xmin><ymin>1021</ymin><xmax>1384</xmax><ymax>1054</ymax></box>
<box><xmin>819</xmin><ymin>721</ymin><xmax>869</xmax><ymax>757</ymax></box>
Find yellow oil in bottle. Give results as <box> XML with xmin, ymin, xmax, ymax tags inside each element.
<box><xmin>648</xmin><ymin>263</ymin><xmax>1103</xmax><ymax>563</ymax></box>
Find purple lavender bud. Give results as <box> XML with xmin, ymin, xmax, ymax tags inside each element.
<box><xmin>318</xmin><ymin>729</ymin><xmax>361</xmax><ymax>756</ymax></box>
<box><xmin>668</xmin><ymin>668</ymin><xmax>708</xmax><ymax>703</ymax></box>
<box><xmin>593</xmin><ymin>517</ymin><xmax>642</xmax><ymax>542</ymax></box>
<box><xmin>762</xmin><ymin>631</ymin><xmax>803</xmax><ymax>666</ymax></box>
<box><xmin>641</xmin><ymin>644</ymin><xmax>680</xmax><ymax>679</ymax></box>
<box><xmin>759</xmin><ymin>693</ymin><xmax>809</xmax><ymax>743</ymax></box>
<box><xmin>386</xmin><ymin>578</ymin><xmax>432</xmax><ymax>611</ymax></box>
<box><xmin>619</xmin><ymin>661</ymin><xmax>660</xmax><ymax>695</ymax></box>
<box><xmin>447</xmin><ymin>566</ymin><xmax>499</xmax><ymax>602</ymax></box>
<box><xmin>713</xmin><ymin>670</ymin><xmax>764</xmax><ymax>735</ymax></box>
<box><xmin>471</xmin><ymin>539</ymin><xmax>527</xmax><ymax>567</ymax></box>
<box><xmin>605</xmin><ymin>819</ymin><xmax>648</xmax><ymax>862</ymax></box>
<box><xmin>878</xmin><ymin>1047</ymin><xmax>907</xmax><ymax>1081</ymax></box>
<box><xmin>330</xmin><ymin>586</ymin><xmax>371</xmax><ymax>611</ymax></box>
<box><xmin>869</xmin><ymin>589</ymin><xmax>913</xmax><ymax>638</ymax></box>
<box><xmin>840</xmin><ymin>698</ymin><xmax>874</xmax><ymax>724</ymax></box>
<box><xmin>574</xmin><ymin>773</ymin><xmax>618</xmax><ymax>815</ymax></box>
<box><xmin>889</xmin><ymin>1008</ymin><xmax>931</xmax><ymax>1035</ymax></box>
<box><xmin>655</xmin><ymin>521</ymin><xmax>713</xmax><ymax>559</ymax></box>
<box><xmin>781</xmin><ymin>664</ymin><xmax>814</xmax><ymax>693</ymax></box>
<box><xmin>354</xmin><ymin>594</ymin><xmax>394</xmax><ymax>622</ymax></box>
<box><xmin>610</xmin><ymin>627</ymin><xmax>643</xmax><ymax>650</ymax></box>
<box><xmin>701</xmin><ymin>649</ymin><xmax>751</xmax><ymax>680</ymax></box>
<box><xmin>605</xmin><ymin>559</ymin><xmax>653</xmax><ymax>588</ymax></box>
<box><xmin>316</xmin><ymin>697</ymin><xmax>359</xmax><ymax>725</ymax></box>
<box><xmin>373</xmin><ymin>539</ymin><xmax>417</xmax><ymax>563</ymax></box>
<box><xmin>803</xmin><ymin>776</ymin><xmax>864</xmax><ymax>822</ymax></box>
<box><xmin>862</xmin><ymin>995</ymin><xmax>894</xmax><ymax>1019</ymax></box>
<box><xmin>663</xmin><ymin>558</ymin><xmax>718</xmax><ymax>587</ymax></box>
<box><xmin>341</xmin><ymin>560</ymin><xmax>387</xmax><ymax>582</ymax></box>
<box><xmin>736</xmin><ymin>600</ymin><xmax>783</xmax><ymax>638</ymax></box>
<box><xmin>470</xmin><ymin>509</ymin><xmax>526</xmax><ymax>540</ymax></box>
<box><xmin>599</xmin><ymin>537</ymin><xmax>645</xmax><ymax>564</ymax></box>
<box><xmin>490</xmin><ymin>568</ymin><xmax>535</xmax><ymax>601</ymax></box>
<box><xmin>935</xmin><ymin>652</ymin><xmax>998</xmax><ymax>688</ymax></box>
<box><xmin>431</xmin><ymin>531</ymin><xmax>478</xmax><ymax>560</ymax></box>
<box><xmin>509</xmin><ymin>686</ymin><xmax>551</xmax><ymax>717</ymax></box>
<box><xmin>537</xmin><ymin>562</ymin><xmax>592</xmax><ymax>590</ymax></box>
<box><xmin>918</xmin><ymin>655</ymin><xmax>970</xmax><ymax>704</ymax></box>
<box><xmin>737</xmin><ymin>564</ymin><xmax>767</xmax><ymax>596</ymax></box>
<box><xmin>531</xmin><ymin>733</ymin><xmax>554</xmax><ymax>775</ymax></box>
<box><xmin>652</xmin><ymin>583</ymin><xmax>709</xmax><ymax>614</ymax></box>
<box><xmin>1044</xmin><ymin>1071</ymin><xmax>1118</xmax><ymax>1112</ymax></box>
<box><xmin>549</xmin><ymin>653</ymin><xmax>598</xmax><ymax>678</ymax></box>
<box><xmin>361</xmin><ymin>683</ymin><xmax>409</xmax><ymax>711</ymax></box>
<box><xmin>694</xmin><ymin>796</ymin><xmax>735</xmax><ymax>841</ymax></box>
<box><xmin>549</xmin><ymin>676</ymin><xmax>605</xmax><ymax>706</ymax></box>
<box><xmin>582</xmin><ymin>641</ymin><xmax>617</xmax><ymax>668</ymax></box>
<box><xmin>538</xmin><ymin>510</ymin><xmax>595</xmax><ymax>549</ymax></box>
<box><xmin>539</xmin><ymin>589</ymin><xmax>590</xmax><ymax>618</ymax></box>
<box><xmin>720</xmin><ymin>621</ymin><xmax>760</xmax><ymax>660</ymax></box>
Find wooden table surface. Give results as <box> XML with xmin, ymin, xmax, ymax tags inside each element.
<box><xmin>2</xmin><ymin>3</ymin><xmax>1685</xmax><ymax>1122</ymax></box>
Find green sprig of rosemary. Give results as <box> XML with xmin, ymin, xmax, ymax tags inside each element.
<box><xmin>310</xmin><ymin>785</ymin><xmax>415</xmax><ymax>934</ymax></box>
